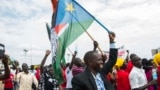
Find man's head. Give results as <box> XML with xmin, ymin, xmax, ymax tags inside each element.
<box><xmin>130</xmin><ymin>53</ymin><xmax>137</xmax><ymax>61</ymax></box>
<box><xmin>12</xmin><ymin>60</ymin><xmax>19</xmax><ymax>70</ymax></box>
<box><xmin>48</xmin><ymin>64</ymin><xmax>54</xmax><ymax>76</ymax></box>
<box><xmin>84</xmin><ymin>51</ymin><xmax>103</xmax><ymax>72</ymax></box>
<box><xmin>74</xmin><ymin>58</ymin><xmax>83</xmax><ymax>67</ymax></box>
<box><xmin>22</xmin><ymin>63</ymin><xmax>29</xmax><ymax>73</ymax></box>
<box><xmin>131</xmin><ymin>55</ymin><xmax>142</xmax><ymax>68</ymax></box>
<box><xmin>30</xmin><ymin>65</ymin><xmax>34</xmax><ymax>70</ymax></box>
<box><xmin>142</xmin><ymin>58</ymin><xmax>148</xmax><ymax>66</ymax></box>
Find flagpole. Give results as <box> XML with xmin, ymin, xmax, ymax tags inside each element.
<box><xmin>85</xmin><ymin>30</ymin><xmax>103</xmax><ymax>54</ymax></box>
<box><xmin>73</xmin><ymin>0</ymin><xmax>111</xmax><ymax>33</ymax></box>
<box><xmin>67</xmin><ymin>48</ymin><xmax>74</xmax><ymax>55</ymax></box>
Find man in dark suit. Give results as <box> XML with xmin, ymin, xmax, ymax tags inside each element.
<box><xmin>72</xmin><ymin>32</ymin><xmax>118</xmax><ymax>90</ymax></box>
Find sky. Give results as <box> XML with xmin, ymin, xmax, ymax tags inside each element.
<box><xmin>0</xmin><ymin>0</ymin><xmax>160</xmax><ymax>66</ymax></box>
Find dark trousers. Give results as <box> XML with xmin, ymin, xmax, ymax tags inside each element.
<box><xmin>4</xmin><ymin>88</ymin><xmax>13</xmax><ymax>90</ymax></box>
<box><xmin>65</xmin><ymin>88</ymin><xmax>72</xmax><ymax>90</ymax></box>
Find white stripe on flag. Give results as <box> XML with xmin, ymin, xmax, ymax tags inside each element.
<box><xmin>50</xmin><ymin>28</ymin><xmax>58</xmax><ymax>63</ymax></box>
<box><xmin>58</xmin><ymin>23</ymin><xmax>69</xmax><ymax>37</ymax></box>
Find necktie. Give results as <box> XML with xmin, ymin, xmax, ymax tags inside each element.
<box><xmin>95</xmin><ymin>73</ymin><xmax>105</xmax><ymax>90</ymax></box>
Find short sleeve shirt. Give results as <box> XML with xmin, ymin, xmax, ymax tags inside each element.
<box><xmin>129</xmin><ymin>66</ymin><xmax>148</xmax><ymax>90</ymax></box>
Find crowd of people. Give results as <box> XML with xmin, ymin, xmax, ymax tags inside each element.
<box><xmin>0</xmin><ymin>32</ymin><xmax>160</xmax><ymax>90</ymax></box>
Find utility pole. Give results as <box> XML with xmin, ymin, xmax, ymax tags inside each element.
<box><xmin>30</xmin><ymin>45</ymin><xmax>32</xmax><ymax>65</ymax></box>
<box><xmin>24</xmin><ymin>49</ymin><xmax>28</xmax><ymax>61</ymax></box>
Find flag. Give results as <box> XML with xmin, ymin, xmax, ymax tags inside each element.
<box><xmin>45</xmin><ymin>23</ymin><xmax>60</xmax><ymax>83</ymax></box>
<box><xmin>52</xmin><ymin>0</ymin><xmax>95</xmax><ymax>84</ymax></box>
<box><xmin>45</xmin><ymin>23</ymin><xmax>58</xmax><ymax>63</ymax></box>
<box><xmin>51</xmin><ymin>0</ymin><xmax>58</xmax><ymax>28</ymax></box>
<box><xmin>51</xmin><ymin>0</ymin><xmax>58</xmax><ymax>12</ymax></box>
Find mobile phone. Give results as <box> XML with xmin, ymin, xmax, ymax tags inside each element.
<box><xmin>0</xmin><ymin>43</ymin><xmax>5</xmax><ymax>59</ymax></box>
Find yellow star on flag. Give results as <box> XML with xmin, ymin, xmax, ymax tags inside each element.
<box><xmin>65</xmin><ymin>3</ymin><xmax>75</xmax><ymax>12</ymax></box>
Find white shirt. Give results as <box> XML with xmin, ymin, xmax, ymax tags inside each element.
<box><xmin>29</xmin><ymin>70</ymin><xmax>37</xmax><ymax>76</ymax></box>
<box><xmin>129</xmin><ymin>66</ymin><xmax>148</xmax><ymax>90</ymax></box>
<box><xmin>65</xmin><ymin>67</ymin><xmax>73</xmax><ymax>88</ymax></box>
<box><xmin>16</xmin><ymin>72</ymin><xmax>38</xmax><ymax>90</ymax></box>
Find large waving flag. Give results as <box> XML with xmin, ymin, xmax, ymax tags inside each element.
<box><xmin>52</xmin><ymin>0</ymin><xmax>95</xmax><ymax>84</ymax></box>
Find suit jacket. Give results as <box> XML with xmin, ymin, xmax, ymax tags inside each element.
<box><xmin>72</xmin><ymin>49</ymin><xmax>118</xmax><ymax>90</ymax></box>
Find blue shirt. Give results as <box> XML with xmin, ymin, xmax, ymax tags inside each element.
<box><xmin>92</xmin><ymin>73</ymin><xmax>105</xmax><ymax>90</ymax></box>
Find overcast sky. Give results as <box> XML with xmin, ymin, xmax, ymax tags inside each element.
<box><xmin>0</xmin><ymin>0</ymin><xmax>160</xmax><ymax>66</ymax></box>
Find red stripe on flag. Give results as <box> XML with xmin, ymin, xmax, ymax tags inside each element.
<box><xmin>55</xmin><ymin>24</ymin><xmax>66</xmax><ymax>34</ymax></box>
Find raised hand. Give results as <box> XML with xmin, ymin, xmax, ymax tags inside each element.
<box><xmin>72</xmin><ymin>51</ymin><xmax>77</xmax><ymax>58</ymax></box>
<box><xmin>45</xmin><ymin>50</ymin><xmax>51</xmax><ymax>56</ymax></box>
<box><xmin>102</xmin><ymin>54</ymin><xmax>107</xmax><ymax>63</ymax></box>
<box><xmin>109</xmin><ymin>31</ymin><xmax>115</xmax><ymax>43</ymax></box>
<box><xmin>93</xmin><ymin>41</ymin><xmax>98</xmax><ymax>51</ymax></box>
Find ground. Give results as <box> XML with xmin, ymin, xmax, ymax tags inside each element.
<box><xmin>0</xmin><ymin>81</ymin><xmax>4</xmax><ymax>89</ymax></box>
